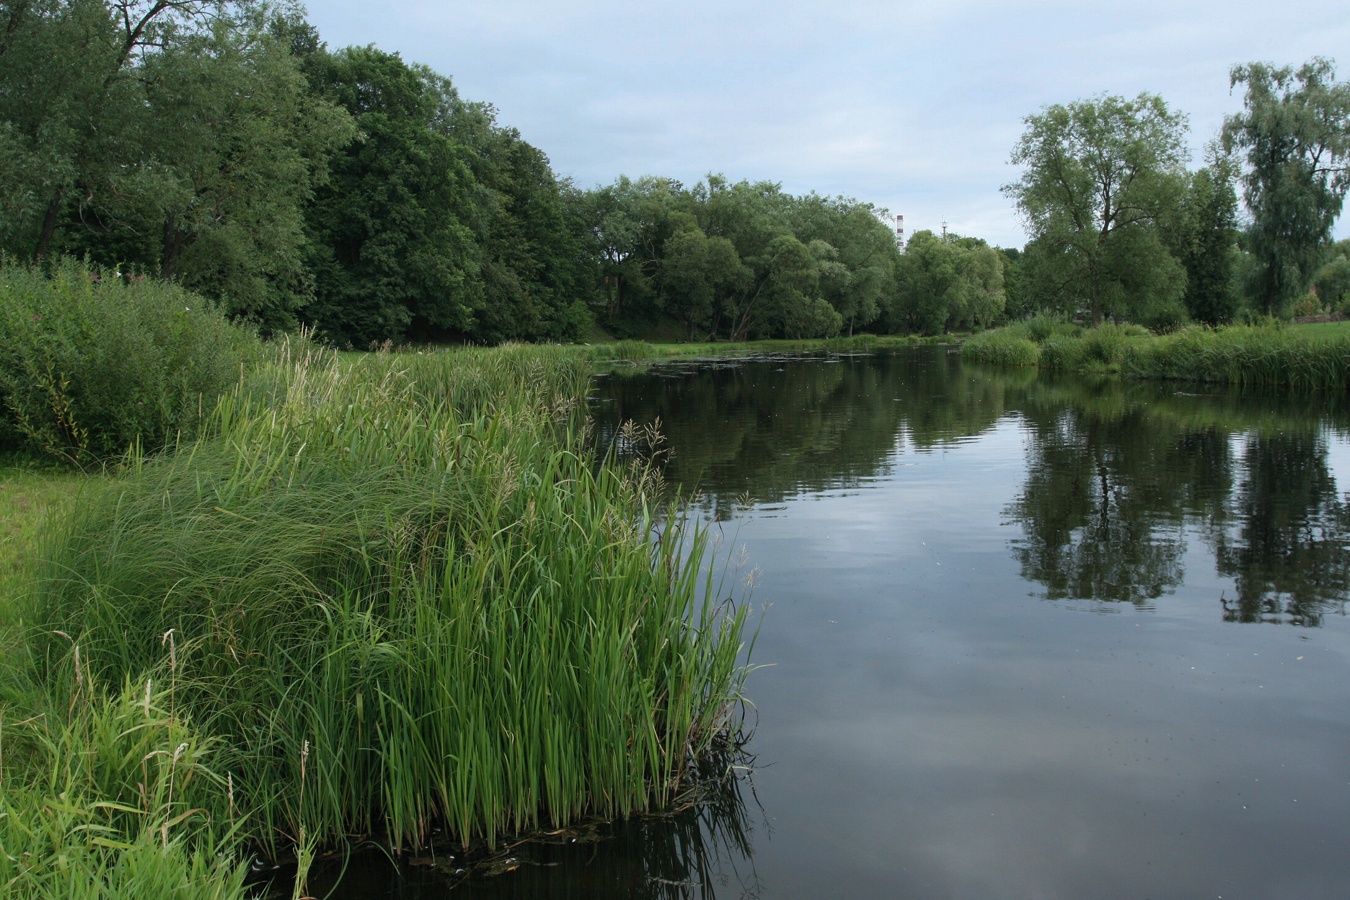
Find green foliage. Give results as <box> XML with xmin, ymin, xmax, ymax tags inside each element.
<box><xmin>447</xmin><ymin>102</ymin><xmax>599</xmax><ymax>344</ymax></box>
<box><xmin>583</xmin><ymin>175</ymin><xmax>901</xmax><ymax>341</ymax></box>
<box><xmin>1224</xmin><ymin>58</ymin><xmax>1350</xmax><ymax>315</ymax></box>
<box><xmin>302</xmin><ymin>47</ymin><xmax>479</xmax><ymax>346</ymax></box>
<box><xmin>1005</xmin><ymin>93</ymin><xmax>1190</xmax><ymax>325</ymax></box>
<box><xmin>1314</xmin><ymin>240</ymin><xmax>1350</xmax><ymax>311</ymax></box>
<box><xmin>0</xmin><ymin>2</ymin><xmax>355</xmax><ymax>330</ymax></box>
<box><xmin>1025</xmin><ymin>312</ymin><xmax>1066</xmax><ymax>343</ymax></box>
<box><xmin>1121</xmin><ymin>324</ymin><xmax>1350</xmax><ymax>389</ymax></box>
<box><xmin>0</xmin><ymin>260</ymin><xmax>261</xmax><ymax>466</ymax></box>
<box><xmin>301</xmin><ymin>47</ymin><xmax>596</xmax><ymax>347</ymax></box>
<box><xmin>21</xmin><ymin>341</ymin><xmax>752</xmax><ymax>860</ymax></box>
<box><xmin>1177</xmin><ymin>161</ymin><xmax>1242</xmax><ymax>324</ymax></box>
<box><xmin>967</xmin><ymin>322</ymin><xmax>1150</xmax><ymax>374</ymax></box>
<box><xmin>891</xmin><ymin>230</ymin><xmax>1006</xmax><ymax>334</ymax></box>
<box><xmin>1037</xmin><ymin>333</ymin><xmax>1090</xmax><ymax>370</ymax></box>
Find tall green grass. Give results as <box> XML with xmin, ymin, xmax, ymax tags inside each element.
<box><xmin>0</xmin><ymin>674</ymin><xmax>250</xmax><ymax>900</ymax></box>
<box><xmin>960</xmin><ymin>325</ymin><xmax>1040</xmax><ymax>367</ymax></box>
<box><xmin>19</xmin><ymin>339</ymin><xmax>752</xmax><ymax>874</ymax></box>
<box><xmin>965</xmin><ymin>320</ymin><xmax>1350</xmax><ymax>390</ymax></box>
<box><xmin>1121</xmin><ymin>323</ymin><xmax>1350</xmax><ymax>389</ymax></box>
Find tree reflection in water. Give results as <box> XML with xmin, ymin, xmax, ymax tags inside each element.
<box><xmin>1006</xmin><ymin>377</ymin><xmax>1350</xmax><ymax>624</ymax></box>
<box><xmin>1210</xmin><ymin>430</ymin><xmax>1350</xmax><ymax>626</ymax></box>
<box><xmin>596</xmin><ymin>350</ymin><xmax>1350</xmax><ymax>627</ymax></box>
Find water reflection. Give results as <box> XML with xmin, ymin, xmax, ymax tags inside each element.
<box><xmin>587</xmin><ymin>348</ymin><xmax>1350</xmax><ymax>900</ymax></box>
<box><xmin>593</xmin><ymin>350</ymin><xmax>1021</xmax><ymax>520</ymax></box>
<box><xmin>594</xmin><ymin>349</ymin><xmax>1350</xmax><ymax>625</ymax></box>
<box><xmin>1210</xmin><ymin>430</ymin><xmax>1350</xmax><ymax>626</ymax></box>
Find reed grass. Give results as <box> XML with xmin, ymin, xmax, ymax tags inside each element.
<box><xmin>1120</xmin><ymin>323</ymin><xmax>1350</xmax><ymax>389</ymax></box>
<box><xmin>960</xmin><ymin>326</ymin><xmax>1040</xmax><ymax>367</ymax></box>
<box><xmin>966</xmin><ymin>320</ymin><xmax>1348</xmax><ymax>390</ymax></box>
<box><xmin>0</xmin><ymin>673</ymin><xmax>250</xmax><ymax>900</ymax></box>
<box><xmin>19</xmin><ymin>338</ymin><xmax>752</xmax><ymax>869</ymax></box>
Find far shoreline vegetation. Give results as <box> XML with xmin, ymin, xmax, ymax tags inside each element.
<box><xmin>4</xmin><ymin>2</ymin><xmax>1350</xmax><ymax>897</ymax></box>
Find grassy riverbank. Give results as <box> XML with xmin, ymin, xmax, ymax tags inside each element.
<box><xmin>1</xmin><ymin>342</ymin><xmax>752</xmax><ymax>897</ymax></box>
<box><xmin>574</xmin><ymin>332</ymin><xmax>949</xmax><ymax>364</ymax></box>
<box><xmin>962</xmin><ymin>319</ymin><xmax>1350</xmax><ymax>390</ymax></box>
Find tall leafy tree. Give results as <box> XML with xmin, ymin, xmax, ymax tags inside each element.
<box><xmin>445</xmin><ymin>99</ymin><xmax>594</xmax><ymax>343</ymax></box>
<box><xmin>1176</xmin><ymin>158</ymin><xmax>1241</xmax><ymax>324</ymax></box>
<box><xmin>303</xmin><ymin>46</ymin><xmax>479</xmax><ymax>346</ymax></box>
<box><xmin>658</xmin><ymin>217</ymin><xmax>747</xmax><ymax>340</ymax></box>
<box><xmin>787</xmin><ymin>194</ymin><xmax>898</xmax><ymax>334</ymax></box>
<box><xmin>890</xmin><ymin>231</ymin><xmax>1005</xmax><ymax>335</ymax></box>
<box><xmin>1224</xmin><ymin>58</ymin><xmax>1350</xmax><ymax>315</ymax></box>
<box><xmin>1</xmin><ymin>2</ymin><xmax>353</xmax><ymax>330</ymax></box>
<box><xmin>583</xmin><ymin>175</ymin><xmax>680</xmax><ymax>334</ymax></box>
<box><xmin>0</xmin><ymin>0</ymin><xmax>227</xmax><ymax>261</ymax></box>
<box><xmin>1005</xmin><ymin>93</ymin><xmax>1189</xmax><ymax>324</ymax></box>
<box><xmin>129</xmin><ymin>8</ymin><xmax>352</xmax><ymax>330</ymax></box>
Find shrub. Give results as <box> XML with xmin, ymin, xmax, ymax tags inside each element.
<box><xmin>0</xmin><ymin>259</ymin><xmax>261</xmax><ymax>467</ymax></box>
<box><xmin>1293</xmin><ymin>293</ymin><xmax>1321</xmax><ymax>318</ymax></box>
<box><xmin>1025</xmin><ymin>313</ymin><xmax>1059</xmax><ymax>343</ymax></box>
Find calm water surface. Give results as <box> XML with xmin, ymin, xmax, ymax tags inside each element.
<box><xmin>327</xmin><ymin>347</ymin><xmax>1350</xmax><ymax>899</ymax></box>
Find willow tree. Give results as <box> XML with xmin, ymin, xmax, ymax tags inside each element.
<box><xmin>1005</xmin><ymin>93</ymin><xmax>1189</xmax><ymax>324</ymax></box>
<box><xmin>1223</xmin><ymin>58</ymin><xmax>1350</xmax><ymax>316</ymax></box>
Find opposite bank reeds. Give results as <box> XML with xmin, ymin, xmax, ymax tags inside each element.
<box><xmin>963</xmin><ymin>321</ymin><xmax>1350</xmax><ymax>391</ymax></box>
<box><xmin>10</xmin><ymin>340</ymin><xmax>752</xmax><ymax>890</ymax></box>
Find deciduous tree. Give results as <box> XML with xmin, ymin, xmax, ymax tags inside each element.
<box><xmin>1005</xmin><ymin>93</ymin><xmax>1189</xmax><ymax>324</ymax></box>
<box><xmin>1223</xmin><ymin>57</ymin><xmax>1350</xmax><ymax>315</ymax></box>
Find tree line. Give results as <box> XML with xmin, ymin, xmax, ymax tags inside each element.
<box><xmin>3</xmin><ymin>2</ymin><xmax>1347</xmax><ymax>343</ymax></box>
<box><xmin>1004</xmin><ymin>59</ymin><xmax>1350</xmax><ymax>326</ymax></box>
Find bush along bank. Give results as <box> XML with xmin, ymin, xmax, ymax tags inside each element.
<box><xmin>8</xmin><ymin>340</ymin><xmax>753</xmax><ymax>895</ymax></box>
<box><xmin>0</xmin><ymin>259</ymin><xmax>262</xmax><ymax>468</ymax></box>
<box><xmin>962</xmin><ymin>319</ymin><xmax>1350</xmax><ymax>391</ymax></box>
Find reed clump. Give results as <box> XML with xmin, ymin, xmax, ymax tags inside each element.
<box><xmin>1120</xmin><ymin>323</ymin><xmax>1350</xmax><ymax>389</ymax></box>
<box><xmin>960</xmin><ymin>324</ymin><xmax>1040</xmax><ymax>367</ymax></box>
<box><xmin>965</xmin><ymin>319</ymin><xmax>1350</xmax><ymax>390</ymax></box>
<box><xmin>19</xmin><ymin>339</ymin><xmax>751</xmax><ymax>869</ymax></box>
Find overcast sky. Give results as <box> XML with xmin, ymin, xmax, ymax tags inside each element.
<box><xmin>300</xmin><ymin>1</ymin><xmax>1350</xmax><ymax>249</ymax></box>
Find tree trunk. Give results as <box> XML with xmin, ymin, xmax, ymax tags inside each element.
<box><xmin>161</xmin><ymin>214</ymin><xmax>186</xmax><ymax>279</ymax></box>
<box><xmin>33</xmin><ymin>189</ymin><xmax>64</xmax><ymax>262</ymax></box>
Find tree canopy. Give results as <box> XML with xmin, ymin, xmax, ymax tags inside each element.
<box><xmin>1224</xmin><ymin>57</ymin><xmax>1350</xmax><ymax>315</ymax></box>
<box><xmin>1004</xmin><ymin>93</ymin><xmax>1190</xmax><ymax>325</ymax></box>
<box><xmin>10</xmin><ymin>5</ymin><xmax>1344</xmax><ymax>342</ymax></box>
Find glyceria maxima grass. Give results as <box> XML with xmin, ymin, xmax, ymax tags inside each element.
<box><xmin>21</xmin><ymin>339</ymin><xmax>753</xmax><ymax>863</ymax></box>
